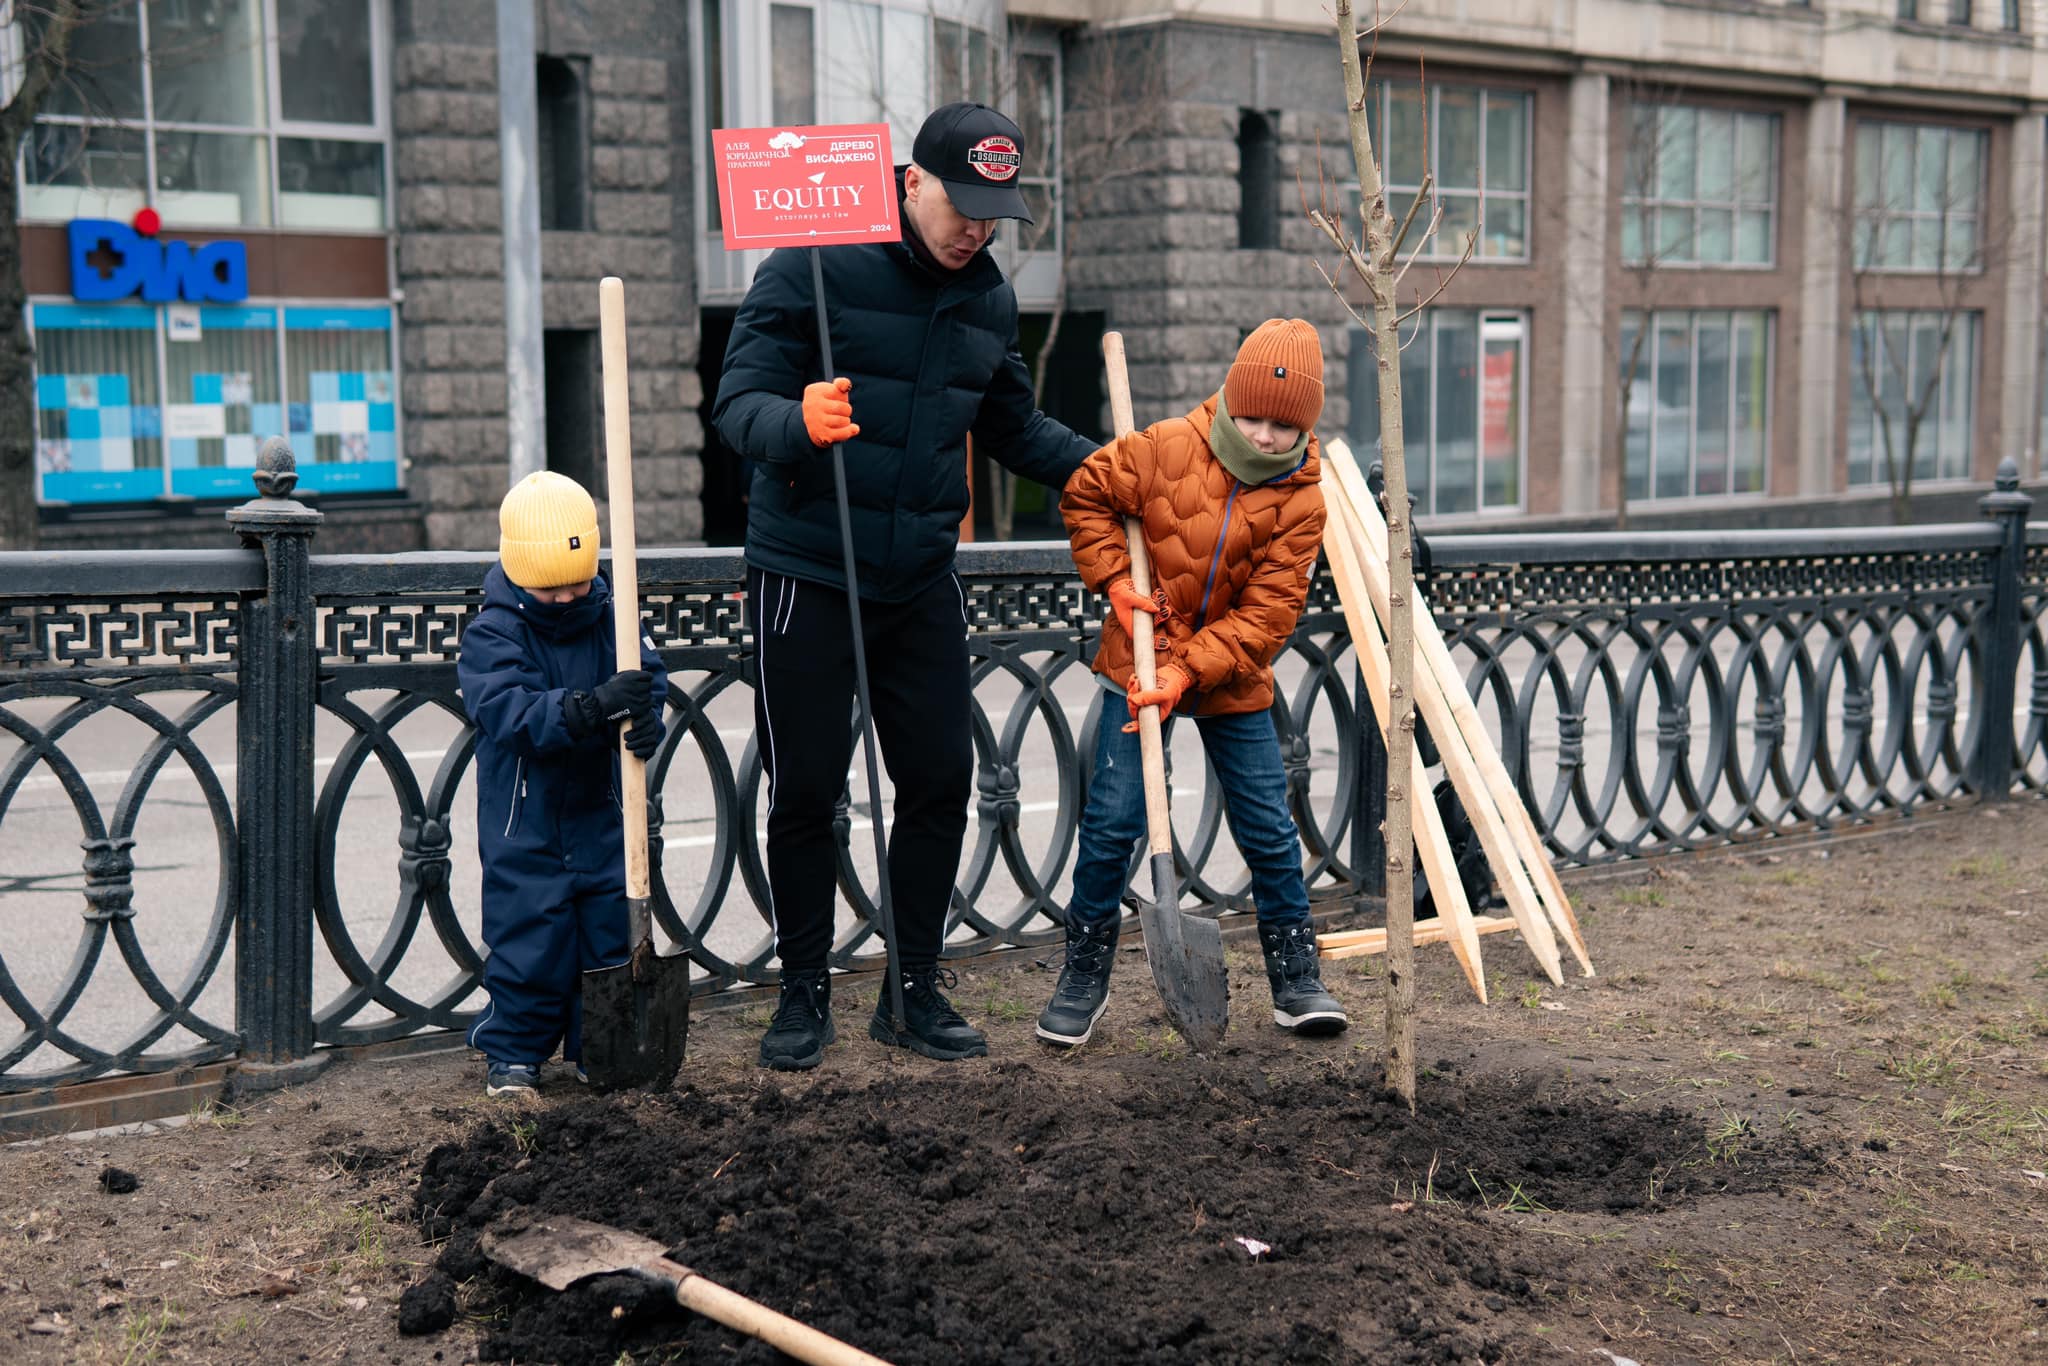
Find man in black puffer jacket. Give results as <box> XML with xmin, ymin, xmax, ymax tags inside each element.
<box><xmin>714</xmin><ymin>102</ymin><xmax>1096</xmax><ymax>1072</ymax></box>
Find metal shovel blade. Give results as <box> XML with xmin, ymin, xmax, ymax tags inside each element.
<box><xmin>483</xmin><ymin>1214</ymin><xmax>670</xmax><ymax>1291</ymax></box>
<box><xmin>1136</xmin><ymin>852</ymin><xmax>1229</xmax><ymax>1050</ymax></box>
<box><xmin>580</xmin><ymin>915</ymin><xmax>689</xmax><ymax>1092</ymax></box>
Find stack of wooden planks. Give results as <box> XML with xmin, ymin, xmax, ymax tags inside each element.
<box><xmin>1315</xmin><ymin>438</ymin><xmax>1595</xmax><ymax>999</ymax></box>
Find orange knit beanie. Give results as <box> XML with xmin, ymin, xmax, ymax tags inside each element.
<box><xmin>1223</xmin><ymin>318</ymin><xmax>1325</xmax><ymax>432</ymax></box>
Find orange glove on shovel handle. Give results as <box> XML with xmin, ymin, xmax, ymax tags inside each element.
<box><xmin>1107</xmin><ymin>577</ymin><xmax>1174</xmax><ymax>647</ymax></box>
<box><xmin>1124</xmin><ymin>661</ymin><xmax>1193</xmax><ymax>732</ymax></box>
<box><xmin>803</xmin><ymin>378</ymin><xmax>859</xmax><ymax>446</ymax></box>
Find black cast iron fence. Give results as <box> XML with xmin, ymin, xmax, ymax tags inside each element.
<box><xmin>2</xmin><ymin>446</ymin><xmax>2041</xmax><ymax>1106</ymax></box>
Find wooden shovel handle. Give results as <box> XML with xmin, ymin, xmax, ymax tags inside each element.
<box><xmin>600</xmin><ymin>277</ymin><xmax>649</xmax><ymax>905</ymax></box>
<box><xmin>659</xmin><ymin>1258</ymin><xmax>894</xmax><ymax>1366</ymax></box>
<box><xmin>1101</xmin><ymin>332</ymin><xmax>1172</xmax><ymax>859</ymax></box>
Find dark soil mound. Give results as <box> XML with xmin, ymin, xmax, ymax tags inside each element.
<box><xmin>412</xmin><ymin>1057</ymin><xmax>1822</xmax><ymax>1365</ymax></box>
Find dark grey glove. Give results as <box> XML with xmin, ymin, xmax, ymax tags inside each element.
<box><xmin>564</xmin><ymin>669</ymin><xmax>655</xmax><ymax>740</ymax></box>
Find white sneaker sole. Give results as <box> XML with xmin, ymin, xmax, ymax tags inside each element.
<box><xmin>1273</xmin><ymin>1007</ymin><xmax>1349</xmax><ymax>1035</ymax></box>
<box><xmin>1035</xmin><ymin>999</ymin><xmax>1109</xmax><ymax>1048</ymax></box>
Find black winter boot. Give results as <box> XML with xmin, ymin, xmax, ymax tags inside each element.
<box><xmin>1258</xmin><ymin>922</ymin><xmax>1349</xmax><ymax>1035</ymax></box>
<box><xmin>1034</xmin><ymin>917</ymin><xmax>1119</xmax><ymax>1047</ymax></box>
<box><xmin>758</xmin><ymin>971</ymin><xmax>835</xmax><ymax>1070</ymax></box>
<box><xmin>870</xmin><ymin>968</ymin><xmax>989</xmax><ymax>1060</ymax></box>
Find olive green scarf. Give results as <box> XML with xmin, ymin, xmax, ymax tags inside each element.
<box><xmin>1209</xmin><ymin>392</ymin><xmax>1310</xmax><ymax>485</ymax></box>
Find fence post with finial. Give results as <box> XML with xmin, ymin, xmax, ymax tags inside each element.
<box><xmin>1973</xmin><ymin>457</ymin><xmax>2033</xmax><ymax>801</ymax></box>
<box><xmin>224</xmin><ymin>438</ymin><xmax>328</xmax><ymax>1080</ymax></box>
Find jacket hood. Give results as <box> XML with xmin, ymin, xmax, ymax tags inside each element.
<box><xmin>482</xmin><ymin>563</ymin><xmax>612</xmax><ymax>642</ymax></box>
<box><xmin>1188</xmin><ymin>393</ymin><xmax>1322</xmax><ymax>489</ymax></box>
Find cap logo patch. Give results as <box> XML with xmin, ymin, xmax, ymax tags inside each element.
<box><xmin>967</xmin><ymin>135</ymin><xmax>1021</xmax><ymax>182</ymax></box>
<box><xmin>568</xmin><ymin>535</ymin><xmax>582</xmax><ymax>549</ymax></box>
<box><xmin>1273</xmin><ymin>366</ymin><xmax>1287</xmax><ymax>379</ymax></box>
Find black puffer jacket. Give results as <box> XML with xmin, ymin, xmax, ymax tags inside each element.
<box><xmin>713</xmin><ymin>221</ymin><xmax>1095</xmax><ymax>603</ymax></box>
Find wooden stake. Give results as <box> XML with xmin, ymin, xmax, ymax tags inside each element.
<box><xmin>1321</xmin><ymin>914</ymin><xmax>1520</xmax><ymax>960</ymax></box>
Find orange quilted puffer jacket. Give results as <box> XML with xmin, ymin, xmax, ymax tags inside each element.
<box><xmin>1062</xmin><ymin>394</ymin><xmax>1326</xmax><ymax>716</ymax></box>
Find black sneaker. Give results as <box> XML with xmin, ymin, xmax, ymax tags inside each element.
<box><xmin>758</xmin><ymin>971</ymin><xmax>835</xmax><ymax>1071</ymax></box>
<box><xmin>485</xmin><ymin>1062</ymin><xmax>540</xmax><ymax>1097</ymax></box>
<box><xmin>1258</xmin><ymin>922</ymin><xmax>1349</xmax><ymax>1036</ymax></box>
<box><xmin>870</xmin><ymin>968</ymin><xmax>989</xmax><ymax>1061</ymax></box>
<box><xmin>1035</xmin><ymin>918</ymin><xmax>1119</xmax><ymax>1047</ymax></box>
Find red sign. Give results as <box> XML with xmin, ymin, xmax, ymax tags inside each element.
<box><xmin>712</xmin><ymin>124</ymin><xmax>900</xmax><ymax>252</ymax></box>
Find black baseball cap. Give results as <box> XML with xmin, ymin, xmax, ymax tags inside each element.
<box><xmin>910</xmin><ymin>102</ymin><xmax>1033</xmax><ymax>223</ymax></box>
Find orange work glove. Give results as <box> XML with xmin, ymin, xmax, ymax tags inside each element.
<box><xmin>802</xmin><ymin>378</ymin><xmax>859</xmax><ymax>447</ymax></box>
<box><xmin>1106</xmin><ymin>578</ymin><xmax>1174</xmax><ymax>646</ymax></box>
<box><xmin>1123</xmin><ymin>661</ymin><xmax>1194</xmax><ymax>732</ymax></box>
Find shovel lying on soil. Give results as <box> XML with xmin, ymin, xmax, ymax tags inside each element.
<box><xmin>580</xmin><ymin>277</ymin><xmax>689</xmax><ymax>1091</ymax></box>
<box><xmin>483</xmin><ymin>1215</ymin><xmax>893</xmax><ymax>1366</ymax></box>
<box><xmin>1101</xmin><ymin>332</ymin><xmax>1229</xmax><ymax>1051</ymax></box>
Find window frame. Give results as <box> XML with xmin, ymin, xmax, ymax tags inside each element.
<box><xmin>1617</xmin><ymin>309</ymin><xmax>1775</xmax><ymax>505</ymax></box>
<box><xmin>1847</xmin><ymin>308</ymin><xmax>1980</xmax><ymax>489</ymax></box>
<box><xmin>1348</xmin><ymin>309</ymin><xmax>1530</xmax><ymax>518</ymax></box>
<box><xmin>1851</xmin><ymin>119</ymin><xmax>1988</xmax><ymax>276</ymax></box>
<box><xmin>18</xmin><ymin>0</ymin><xmax>393</xmax><ymax>233</ymax></box>
<box><xmin>1620</xmin><ymin>104</ymin><xmax>1781</xmax><ymax>271</ymax></box>
<box><xmin>1354</xmin><ymin>81</ymin><xmax>1534</xmax><ymax>265</ymax></box>
<box><xmin>28</xmin><ymin>292</ymin><xmax>406</xmax><ymax>507</ymax></box>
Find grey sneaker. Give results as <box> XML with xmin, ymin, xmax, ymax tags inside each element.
<box><xmin>485</xmin><ymin>1062</ymin><xmax>540</xmax><ymax>1097</ymax></box>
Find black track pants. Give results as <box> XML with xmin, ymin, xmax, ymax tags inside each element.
<box><xmin>748</xmin><ymin>565</ymin><xmax>973</xmax><ymax>975</ymax></box>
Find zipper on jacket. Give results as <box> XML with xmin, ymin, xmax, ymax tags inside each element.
<box><xmin>504</xmin><ymin>757</ymin><xmax>526</xmax><ymax>838</ymax></box>
<box><xmin>1195</xmin><ymin>482</ymin><xmax>1242</xmax><ymax>629</ymax></box>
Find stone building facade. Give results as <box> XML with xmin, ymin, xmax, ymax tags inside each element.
<box><xmin>15</xmin><ymin>0</ymin><xmax>2048</xmax><ymax>551</ymax></box>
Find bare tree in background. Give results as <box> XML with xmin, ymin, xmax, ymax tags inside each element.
<box><xmin>1600</xmin><ymin>80</ymin><xmax>1703</xmax><ymax>532</ymax></box>
<box><xmin>1</xmin><ymin>0</ymin><xmax>234</xmax><ymax>550</ymax></box>
<box><xmin>0</xmin><ymin>0</ymin><xmax>90</xmax><ymax>550</ymax></box>
<box><xmin>985</xmin><ymin>23</ymin><xmax>1181</xmax><ymax>540</ymax></box>
<box><xmin>1307</xmin><ymin>7</ymin><xmax>1473</xmax><ymax>1108</ymax></box>
<box><xmin>1843</xmin><ymin>119</ymin><xmax>2004</xmax><ymax>526</ymax></box>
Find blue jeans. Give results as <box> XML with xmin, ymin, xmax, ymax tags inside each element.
<box><xmin>1066</xmin><ymin>697</ymin><xmax>1312</xmax><ymax>930</ymax></box>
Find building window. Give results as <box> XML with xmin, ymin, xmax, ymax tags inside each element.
<box><xmin>544</xmin><ymin>329</ymin><xmax>599</xmax><ymax>491</ymax></box>
<box><xmin>537</xmin><ymin>57</ymin><xmax>592</xmax><ymax>232</ymax></box>
<box><xmin>1848</xmin><ymin>311</ymin><xmax>1978</xmax><ymax>487</ymax></box>
<box><xmin>1363</xmin><ymin>83</ymin><xmax>1531</xmax><ymax>261</ymax></box>
<box><xmin>806</xmin><ymin>0</ymin><xmax>997</xmax><ymax>153</ymax></box>
<box><xmin>1898</xmin><ymin>0</ymin><xmax>1919</xmax><ymax>18</ymax></box>
<box><xmin>2004</xmin><ymin>0</ymin><xmax>2021</xmax><ymax>29</ymax></box>
<box><xmin>1852</xmin><ymin>122</ymin><xmax>1985</xmax><ymax>273</ymax></box>
<box><xmin>1619</xmin><ymin>311</ymin><xmax>1771</xmax><ymax>502</ymax></box>
<box><xmin>32</xmin><ymin>302</ymin><xmax>399</xmax><ymax>505</ymax></box>
<box><xmin>1622</xmin><ymin>106</ymin><xmax>1778</xmax><ymax>267</ymax></box>
<box><xmin>1949</xmin><ymin>0</ymin><xmax>1972</xmax><ymax>22</ymax></box>
<box><xmin>1011</xmin><ymin>46</ymin><xmax>1060</xmax><ymax>251</ymax></box>
<box><xmin>1348</xmin><ymin>312</ymin><xmax>1526</xmax><ymax>516</ymax></box>
<box><xmin>22</xmin><ymin>0</ymin><xmax>388</xmax><ymax>230</ymax></box>
<box><xmin>768</xmin><ymin>5</ymin><xmax>817</xmax><ymax>125</ymax></box>
<box><xmin>1237</xmin><ymin>110</ymin><xmax>1278</xmax><ymax>249</ymax></box>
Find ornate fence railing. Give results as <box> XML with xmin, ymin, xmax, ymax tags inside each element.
<box><xmin>2</xmin><ymin>455</ymin><xmax>2041</xmax><ymax>1104</ymax></box>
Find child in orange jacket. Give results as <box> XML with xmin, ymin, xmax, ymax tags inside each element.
<box><xmin>1038</xmin><ymin>319</ymin><xmax>1347</xmax><ymax>1047</ymax></box>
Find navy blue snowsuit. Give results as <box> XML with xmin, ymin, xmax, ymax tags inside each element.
<box><xmin>457</xmin><ymin>565</ymin><xmax>668</xmax><ymax>1067</ymax></box>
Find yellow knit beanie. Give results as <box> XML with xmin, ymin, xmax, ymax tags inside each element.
<box><xmin>498</xmin><ymin>471</ymin><xmax>600</xmax><ymax>588</ymax></box>
<box><xmin>1224</xmin><ymin>318</ymin><xmax>1325</xmax><ymax>432</ymax></box>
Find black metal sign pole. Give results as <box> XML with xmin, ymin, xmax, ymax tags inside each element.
<box><xmin>809</xmin><ymin>245</ymin><xmax>909</xmax><ymax>1037</ymax></box>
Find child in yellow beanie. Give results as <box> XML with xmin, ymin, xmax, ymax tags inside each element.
<box><xmin>1040</xmin><ymin>319</ymin><xmax>1346</xmax><ymax>1047</ymax></box>
<box><xmin>455</xmin><ymin>471</ymin><xmax>669</xmax><ymax>1096</ymax></box>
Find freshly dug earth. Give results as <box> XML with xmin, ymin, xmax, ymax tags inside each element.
<box><xmin>5</xmin><ymin>804</ymin><xmax>2047</xmax><ymax>1364</ymax></box>
<box><xmin>416</xmin><ymin>1059</ymin><xmax>1819</xmax><ymax>1365</ymax></box>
